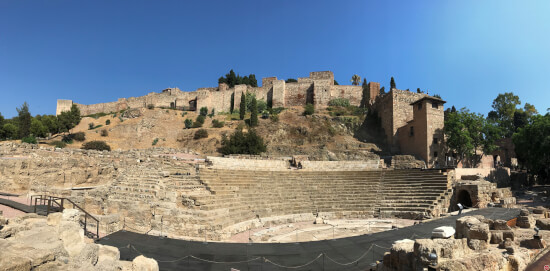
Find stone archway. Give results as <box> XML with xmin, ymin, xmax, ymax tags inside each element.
<box><xmin>457</xmin><ymin>190</ymin><xmax>473</xmax><ymax>207</ymax></box>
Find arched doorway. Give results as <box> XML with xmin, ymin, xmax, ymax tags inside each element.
<box><xmin>457</xmin><ymin>190</ymin><xmax>473</xmax><ymax>207</ymax></box>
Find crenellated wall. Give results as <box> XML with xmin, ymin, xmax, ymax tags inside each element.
<box><xmin>56</xmin><ymin>71</ymin><xmax>381</xmax><ymax>116</ymax></box>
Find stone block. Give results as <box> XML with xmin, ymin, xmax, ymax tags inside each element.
<box><xmin>517</xmin><ymin>215</ymin><xmax>535</xmax><ymax>228</ymax></box>
<box><xmin>132</xmin><ymin>255</ymin><xmax>159</xmax><ymax>271</ymax></box>
<box><xmin>432</xmin><ymin>226</ymin><xmax>455</xmax><ymax>239</ymax></box>
<box><xmin>468</xmin><ymin>239</ymin><xmax>488</xmax><ymax>251</ymax></box>
<box><xmin>503</xmin><ymin>230</ymin><xmax>515</xmax><ymax>241</ymax></box>
<box><xmin>98</xmin><ymin>244</ymin><xmax>120</xmax><ymax>263</ymax></box>
<box><xmin>62</xmin><ymin>209</ymin><xmax>81</xmax><ymax>223</ymax></box>
<box><xmin>490</xmin><ymin>231</ymin><xmax>503</xmax><ymax>244</ymax></box>
<box><xmin>58</xmin><ymin>221</ymin><xmax>86</xmax><ymax>258</ymax></box>
<box><xmin>47</xmin><ymin>213</ymin><xmax>62</xmax><ymax>226</ymax></box>
<box><xmin>534</xmin><ymin>207</ymin><xmax>546</xmax><ymax>214</ymax></box>
<box><xmin>492</xmin><ymin>219</ymin><xmax>511</xmax><ymax>230</ymax></box>
<box><xmin>520</xmin><ymin>209</ymin><xmax>530</xmax><ymax>216</ymax></box>
<box><xmin>536</xmin><ymin>218</ymin><xmax>550</xmax><ymax>230</ymax></box>
<box><xmin>468</xmin><ymin>223</ymin><xmax>490</xmax><ymax>241</ymax></box>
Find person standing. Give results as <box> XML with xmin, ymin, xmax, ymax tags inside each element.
<box><xmin>457</xmin><ymin>203</ymin><xmax>464</xmax><ymax>215</ymax></box>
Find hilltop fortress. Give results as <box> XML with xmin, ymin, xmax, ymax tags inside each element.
<box><xmin>57</xmin><ymin>71</ymin><xmax>446</xmax><ymax>167</ymax></box>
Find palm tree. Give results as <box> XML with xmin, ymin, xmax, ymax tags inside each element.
<box><xmin>350</xmin><ymin>74</ymin><xmax>361</xmax><ymax>86</ymax></box>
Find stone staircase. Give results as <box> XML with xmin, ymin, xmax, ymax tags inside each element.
<box><xmin>193</xmin><ymin>169</ymin><xmax>451</xmax><ymax>229</ymax></box>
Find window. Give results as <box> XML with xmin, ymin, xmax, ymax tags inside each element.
<box><xmin>432</xmin><ymin>102</ymin><xmax>438</xmax><ymax>109</ymax></box>
<box><xmin>434</xmin><ymin>151</ymin><xmax>438</xmax><ymax>158</ymax></box>
<box><xmin>417</xmin><ymin>103</ymin><xmax>422</xmax><ymax>110</ymax></box>
<box><xmin>409</xmin><ymin>126</ymin><xmax>414</xmax><ymax>136</ymax></box>
<box><xmin>433</xmin><ymin>136</ymin><xmax>438</xmax><ymax>144</ymax></box>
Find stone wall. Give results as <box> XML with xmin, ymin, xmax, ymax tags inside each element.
<box><xmin>55</xmin><ymin>99</ymin><xmax>73</xmax><ymax>116</ymax></box>
<box><xmin>300</xmin><ymin>160</ymin><xmax>380</xmax><ymax>171</ymax></box>
<box><xmin>57</xmin><ymin>71</ymin><xmax>373</xmax><ymax>116</ymax></box>
<box><xmin>206</xmin><ymin>156</ymin><xmax>290</xmax><ymax>170</ymax></box>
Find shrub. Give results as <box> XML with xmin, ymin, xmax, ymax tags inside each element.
<box><xmin>152</xmin><ymin>138</ymin><xmax>159</xmax><ymax>145</ymax></box>
<box><xmin>261</xmin><ymin>112</ymin><xmax>270</xmax><ymax>119</ymax></box>
<box><xmin>208</xmin><ymin>108</ymin><xmax>215</xmax><ymax>118</ymax></box>
<box><xmin>257</xmin><ymin>100</ymin><xmax>267</xmax><ymax>113</ymax></box>
<box><xmin>250</xmin><ymin>98</ymin><xmax>258</xmax><ymax>127</ymax></box>
<box><xmin>100</xmin><ymin>129</ymin><xmax>108</xmax><ymax>137</ymax></box>
<box><xmin>72</xmin><ymin>132</ymin><xmax>86</xmax><ymax>142</ymax></box>
<box><xmin>304</xmin><ymin>104</ymin><xmax>314</xmax><ymax>115</ymax></box>
<box><xmin>328</xmin><ymin>98</ymin><xmax>351</xmax><ymax>107</ymax></box>
<box><xmin>184</xmin><ymin>119</ymin><xmax>193</xmax><ymax>129</ymax></box>
<box><xmin>182</xmin><ymin>112</ymin><xmax>187</xmax><ymax>117</ymax></box>
<box><xmin>21</xmin><ymin>136</ymin><xmax>37</xmax><ymax>144</ymax></box>
<box><xmin>270</xmin><ymin>114</ymin><xmax>279</xmax><ymax>122</ymax></box>
<box><xmin>195</xmin><ymin>115</ymin><xmax>205</xmax><ymax>126</ymax></box>
<box><xmin>147</xmin><ymin>104</ymin><xmax>154</xmax><ymax>109</ymax></box>
<box><xmin>220</xmin><ymin>129</ymin><xmax>266</xmax><ymax>155</ymax></box>
<box><xmin>200</xmin><ymin>107</ymin><xmax>208</xmax><ymax>116</ymax></box>
<box><xmin>82</xmin><ymin>140</ymin><xmax>111</xmax><ymax>151</ymax></box>
<box><xmin>88</xmin><ymin>123</ymin><xmax>95</xmax><ymax>130</ymax></box>
<box><xmin>194</xmin><ymin>129</ymin><xmax>208</xmax><ymax>139</ymax></box>
<box><xmin>191</xmin><ymin>121</ymin><xmax>203</xmax><ymax>128</ymax></box>
<box><xmin>61</xmin><ymin>135</ymin><xmax>73</xmax><ymax>144</ymax></box>
<box><xmin>212</xmin><ymin>119</ymin><xmax>224</xmax><ymax>128</ymax></box>
<box><xmin>106</xmin><ymin>119</ymin><xmax>111</xmax><ymax>125</ymax></box>
<box><xmin>269</xmin><ymin>107</ymin><xmax>285</xmax><ymax>115</ymax></box>
<box><xmin>50</xmin><ymin>140</ymin><xmax>67</xmax><ymax>148</ymax></box>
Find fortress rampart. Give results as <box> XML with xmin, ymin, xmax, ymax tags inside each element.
<box><xmin>56</xmin><ymin>71</ymin><xmax>374</xmax><ymax>116</ymax></box>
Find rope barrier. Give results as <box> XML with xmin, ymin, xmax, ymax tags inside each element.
<box><xmin>264</xmin><ymin>254</ymin><xmax>323</xmax><ymax>269</ymax></box>
<box><xmin>324</xmin><ymin>244</ymin><xmax>373</xmax><ymax>266</ymax></box>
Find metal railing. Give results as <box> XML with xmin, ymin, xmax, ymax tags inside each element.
<box><xmin>31</xmin><ymin>195</ymin><xmax>100</xmax><ymax>239</ymax></box>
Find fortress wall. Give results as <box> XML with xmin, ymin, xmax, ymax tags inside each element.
<box><xmin>284</xmin><ymin>82</ymin><xmax>313</xmax><ymax>106</ymax></box>
<box><xmin>56</xmin><ymin>100</ymin><xmax>73</xmax><ymax>116</ymax></box>
<box><xmin>329</xmin><ymin>85</ymin><xmax>363</xmax><ymax>106</ymax></box>
<box><xmin>76</xmin><ymin>101</ymin><xmax>121</xmax><ymax>116</ymax></box>
<box><xmin>272</xmin><ymin>80</ymin><xmax>285</xmax><ymax>107</ymax></box>
<box><xmin>207</xmin><ymin>89</ymin><xmax>233</xmax><ymax>113</ymax></box>
<box><xmin>313</xmin><ymin>79</ymin><xmax>332</xmax><ymax>106</ymax></box>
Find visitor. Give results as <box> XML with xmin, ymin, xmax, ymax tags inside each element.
<box><xmin>457</xmin><ymin>203</ymin><xmax>464</xmax><ymax>215</ymax></box>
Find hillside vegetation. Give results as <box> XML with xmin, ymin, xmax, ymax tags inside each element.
<box><xmin>43</xmin><ymin>106</ymin><xmax>383</xmax><ymax>160</ymax></box>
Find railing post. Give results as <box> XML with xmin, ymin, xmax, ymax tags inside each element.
<box><xmin>96</xmin><ymin>221</ymin><xmax>99</xmax><ymax>239</ymax></box>
<box><xmin>47</xmin><ymin>199</ymin><xmax>51</xmax><ymax>215</ymax></box>
<box><xmin>84</xmin><ymin>215</ymin><xmax>87</xmax><ymax>235</ymax></box>
<box><xmin>33</xmin><ymin>198</ymin><xmax>37</xmax><ymax>213</ymax></box>
<box><xmin>60</xmin><ymin>198</ymin><xmax>64</xmax><ymax>212</ymax></box>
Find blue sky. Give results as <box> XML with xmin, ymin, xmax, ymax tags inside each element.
<box><xmin>1</xmin><ymin>0</ymin><xmax>549</xmax><ymax>118</ymax></box>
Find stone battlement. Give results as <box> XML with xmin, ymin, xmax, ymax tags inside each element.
<box><xmin>56</xmin><ymin>71</ymin><xmax>377</xmax><ymax>116</ymax></box>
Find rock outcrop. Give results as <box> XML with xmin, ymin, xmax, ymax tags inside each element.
<box><xmin>0</xmin><ymin>209</ymin><xmax>158</xmax><ymax>271</ymax></box>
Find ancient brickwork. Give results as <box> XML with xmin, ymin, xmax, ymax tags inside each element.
<box><xmin>57</xmin><ymin>71</ymin><xmax>379</xmax><ymax>116</ymax></box>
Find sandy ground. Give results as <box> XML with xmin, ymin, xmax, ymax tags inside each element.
<box><xmin>226</xmin><ymin>218</ymin><xmax>417</xmax><ymax>243</ymax></box>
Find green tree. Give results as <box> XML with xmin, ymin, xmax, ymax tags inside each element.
<box><xmin>250</xmin><ymin>97</ymin><xmax>258</xmax><ymax>127</ymax></box>
<box><xmin>3</xmin><ymin>123</ymin><xmax>18</xmax><ymax>139</ymax></box>
<box><xmin>304</xmin><ymin>103</ymin><xmax>314</xmax><ymax>116</ymax></box>
<box><xmin>30</xmin><ymin>118</ymin><xmax>48</xmax><ymax>138</ymax></box>
<box><xmin>41</xmin><ymin>115</ymin><xmax>59</xmax><ymax>134</ymax></box>
<box><xmin>17</xmin><ymin>102</ymin><xmax>31</xmax><ymax>138</ymax></box>
<box><xmin>444</xmin><ymin>108</ymin><xmax>501</xmax><ymax>167</ymax></box>
<box><xmin>334</xmin><ymin>80</ymin><xmax>339</xmax><ymax>85</ymax></box>
<box><xmin>488</xmin><ymin>92</ymin><xmax>521</xmax><ymax>137</ymax></box>
<box><xmin>0</xmin><ymin>112</ymin><xmax>4</xmax><ymax>139</ymax></box>
<box><xmin>390</xmin><ymin>77</ymin><xmax>396</xmax><ymax>90</ymax></box>
<box><xmin>57</xmin><ymin>104</ymin><xmax>81</xmax><ymax>133</ymax></box>
<box><xmin>524</xmin><ymin>103</ymin><xmax>538</xmax><ymax>116</ymax></box>
<box><xmin>220</xmin><ymin>129</ymin><xmax>266</xmax><ymax>155</ymax></box>
<box><xmin>285</xmin><ymin>78</ymin><xmax>297</xmax><ymax>83</ymax></box>
<box><xmin>417</xmin><ymin>88</ymin><xmax>421</xmax><ymax>93</ymax></box>
<box><xmin>239</xmin><ymin>93</ymin><xmax>246</xmax><ymax>120</ymax></box>
<box><xmin>351</xmin><ymin>74</ymin><xmax>361</xmax><ymax>86</ymax></box>
<box><xmin>513</xmin><ymin>114</ymin><xmax>550</xmax><ymax>183</ymax></box>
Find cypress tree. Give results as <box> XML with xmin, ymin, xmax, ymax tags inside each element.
<box><xmin>239</xmin><ymin>92</ymin><xmax>246</xmax><ymax>120</ymax></box>
<box><xmin>250</xmin><ymin>97</ymin><xmax>258</xmax><ymax>127</ymax></box>
<box><xmin>390</xmin><ymin>77</ymin><xmax>396</xmax><ymax>90</ymax></box>
<box><xmin>17</xmin><ymin>102</ymin><xmax>31</xmax><ymax>138</ymax></box>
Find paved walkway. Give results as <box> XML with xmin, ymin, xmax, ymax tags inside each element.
<box><xmin>0</xmin><ymin>197</ymin><xmax>51</xmax><ymax>215</ymax></box>
<box><xmin>98</xmin><ymin>208</ymin><xmax>520</xmax><ymax>271</ymax></box>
